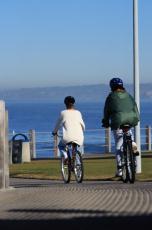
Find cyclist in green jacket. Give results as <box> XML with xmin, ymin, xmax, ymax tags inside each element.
<box><xmin>102</xmin><ymin>77</ymin><xmax>140</xmax><ymax>177</ymax></box>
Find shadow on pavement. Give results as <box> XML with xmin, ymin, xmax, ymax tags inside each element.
<box><xmin>0</xmin><ymin>216</ymin><xmax>152</xmax><ymax>230</ymax></box>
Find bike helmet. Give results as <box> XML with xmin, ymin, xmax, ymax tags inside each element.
<box><xmin>109</xmin><ymin>77</ymin><xmax>123</xmax><ymax>90</ymax></box>
<box><xmin>64</xmin><ymin>96</ymin><xmax>75</xmax><ymax>105</ymax></box>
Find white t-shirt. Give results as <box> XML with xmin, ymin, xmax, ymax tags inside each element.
<box><xmin>53</xmin><ymin>109</ymin><xmax>85</xmax><ymax>145</ymax></box>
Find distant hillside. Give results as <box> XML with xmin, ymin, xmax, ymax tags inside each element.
<box><xmin>0</xmin><ymin>83</ymin><xmax>151</xmax><ymax>102</ymax></box>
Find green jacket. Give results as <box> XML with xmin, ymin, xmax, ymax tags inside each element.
<box><xmin>103</xmin><ymin>90</ymin><xmax>140</xmax><ymax>130</ymax></box>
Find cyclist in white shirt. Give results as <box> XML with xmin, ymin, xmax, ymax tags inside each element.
<box><xmin>52</xmin><ymin>96</ymin><xmax>85</xmax><ymax>159</ymax></box>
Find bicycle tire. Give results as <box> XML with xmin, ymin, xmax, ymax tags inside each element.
<box><xmin>61</xmin><ymin>156</ymin><xmax>71</xmax><ymax>183</ymax></box>
<box><xmin>73</xmin><ymin>151</ymin><xmax>84</xmax><ymax>183</ymax></box>
<box><xmin>121</xmin><ymin>151</ymin><xmax>128</xmax><ymax>183</ymax></box>
<box><xmin>127</xmin><ymin>141</ymin><xmax>136</xmax><ymax>183</ymax></box>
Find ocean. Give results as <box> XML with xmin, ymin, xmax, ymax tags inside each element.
<box><xmin>6</xmin><ymin>100</ymin><xmax>152</xmax><ymax>157</ymax></box>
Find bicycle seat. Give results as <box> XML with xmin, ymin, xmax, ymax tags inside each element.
<box><xmin>66</xmin><ymin>142</ymin><xmax>80</xmax><ymax>147</ymax></box>
<box><xmin>120</xmin><ymin>124</ymin><xmax>132</xmax><ymax>131</ymax></box>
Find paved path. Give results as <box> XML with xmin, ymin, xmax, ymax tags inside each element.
<box><xmin>0</xmin><ymin>178</ymin><xmax>152</xmax><ymax>229</ymax></box>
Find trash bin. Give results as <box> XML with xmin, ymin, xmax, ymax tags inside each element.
<box><xmin>12</xmin><ymin>133</ymin><xmax>31</xmax><ymax>163</ymax></box>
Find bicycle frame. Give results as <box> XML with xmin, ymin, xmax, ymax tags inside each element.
<box><xmin>66</xmin><ymin>142</ymin><xmax>77</xmax><ymax>164</ymax></box>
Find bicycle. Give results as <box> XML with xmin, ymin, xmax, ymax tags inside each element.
<box><xmin>61</xmin><ymin>142</ymin><xmax>84</xmax><ymax>183</ymax></box>
<box><xmin>120</xmin><ymin>125</ymin><xmax>138</xmax><ymax>184</ymax></box>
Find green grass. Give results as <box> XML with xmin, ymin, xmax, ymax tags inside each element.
<box><xmin>9</xmin><ymin>157</ymin><xmax>152</xmax><ymax>181</ymax></box>
<box><xmin>10</xmin><ymin>160</ymin><xmax>60</xmax><ymax>180</ymax></box>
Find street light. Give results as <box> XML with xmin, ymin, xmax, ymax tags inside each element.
<box><xmin>133</xmin><ymin>0</ymin><xmax>141</xmax><ymax>173</ymax></box>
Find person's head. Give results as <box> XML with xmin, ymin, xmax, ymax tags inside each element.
<box><xmin>109</xmin><ymin>77</ymin><xmax>124</xmax><ymax>91</ymax></box>
<box><xmin>64</xmin><ymin>96</ymin><xmax>75</xmax><ymax>108</ymax></box>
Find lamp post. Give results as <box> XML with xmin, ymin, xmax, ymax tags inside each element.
<box><xmin>133</xmin><ymin>0</ymin><xmax>141</xmax><ymax>173</ymax></box>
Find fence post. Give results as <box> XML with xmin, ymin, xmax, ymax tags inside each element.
<box><xmin>105</xmin><ymin>127</ymin><xmax>111</xmax><ymax>153</ymax></box>
<box><xmin>53</xmin><ymin>134</ymin><xmax>60</xmax><ymax>157</ymax></box>
<box><xmin>145</xmin><ymin>125</ymin><xmax>151</xmax><ymax>151</ymax></box>
<box><xmin>0</xmin><ymin>101</ymin><xmax>9</xmax><ymax>189</ymax></box>
<box><xmin>29</xmin><ymin>129</ymin><xmax>36</xmax><ymax>159</ymax></box>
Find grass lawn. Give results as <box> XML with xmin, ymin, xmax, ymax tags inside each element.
<box><xmin>9</xmin><ymin>157</ymin><xmax>152</xmax><ymax>181</ymax></box>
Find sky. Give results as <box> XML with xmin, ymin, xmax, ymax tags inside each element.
<box><xmin>0</xmin><ymin>0</ymin><xmax>152</xmax><ymax>89</ymax></box>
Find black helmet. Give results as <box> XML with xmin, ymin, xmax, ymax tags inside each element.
<box><xmin>110</xmin><ymin>77</ymin><xmax>123</xmax><ymax>90</ymax></box>
<box><xmin>64</xmin><ymin>96</ymin><xmax>75</xmax><ymax>105</ymax></box>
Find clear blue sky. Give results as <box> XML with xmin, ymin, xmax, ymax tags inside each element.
<box><xmin>0</xmin><ymin>0</ymin><xmax>151</xmax><ymax>89</ymax></box>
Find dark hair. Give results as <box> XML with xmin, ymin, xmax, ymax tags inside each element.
<box><xmin>64</xmin><ymin>96</ymin><xmax>75</xmax><ymax>106</ymax></box>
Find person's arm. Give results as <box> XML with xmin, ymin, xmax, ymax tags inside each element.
<box><xmin>102</xmin><ymin>95</ymin><xmax>111</xmax><ymax>127</ymax></box>
<box><xmin>52</xmin><ymin>112</ymin><xmax>63</xmax><ymax>134</ymax></box>
<box><xmin>79</xmin><ymin>112</ymin><xmax>85</xmax><ymax>131</ymax></box>
<box><xmin>81</xmin><ymin>118</ymin><xmax>85</xmax><ymax>131</ymax></box>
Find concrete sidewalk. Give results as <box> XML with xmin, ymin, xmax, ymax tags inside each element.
<box><xmin>0</xmin><ymin>178</ymin><xmax>152</xmax><ymax>230</ymax></box>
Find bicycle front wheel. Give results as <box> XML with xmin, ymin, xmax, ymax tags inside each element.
<box><xmin>121</xmin><ymin>153</ymin><xmax>128</xmax><ymax>183</ymax></box>
<box><xmin>61</xmin><ymin>156</ymin><xmax>71</xmax><ymax>183</ymax></box>
<box><xmin>73</xmin><ymin>151</ymin><xmax>84</xmax><ymax>183</ymax></box>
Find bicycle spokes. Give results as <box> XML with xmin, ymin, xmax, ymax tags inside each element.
<box><xmin>74</xmin><ymin>152</ymin><xmax>83</xmax><ymax>183</ymax></box>
<box><xmin>127</xmin><ymin>145</ymin><xmax>136</xmax><ymax>183</ymax></box>
<box><xmin>121</xmin><ymin>142</ymin><xmax>135</xmax><ymax>184</ymax></box>
<box><xmin>121</xmin><ymin>155</ymin><xmax>128</xmax><ymax>183</ymax></box>
<box><xmin>61</xmin><ymin>157</ymin><xmax>71</xmax><ymax>183</ymax></box>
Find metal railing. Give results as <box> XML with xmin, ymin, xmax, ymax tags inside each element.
<box><xmin>9</xmin><ymin>126</ymin><xmax>152</xmax><ymax>159</ymax></box>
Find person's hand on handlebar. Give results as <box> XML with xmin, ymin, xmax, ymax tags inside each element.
<box><xmin>52</xmin><ymin>131</ymin><xmax>57</xmax><ymax>136</ymax></box>
<box><xmin>102</xmin><ymin>118</ymin><xmax>110</xmax><ymax>128</ymax></box>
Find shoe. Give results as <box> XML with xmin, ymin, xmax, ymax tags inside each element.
<box><xmin>134</xmin><ymin>151</ymin><xmax>139</xmax><ymax>156</ymax></box>
<box><xmin>132</xmin><ymin>141</ymin><xmax>137</xmax><ymax>150</ymax></box>
<box><xmin>115</xmin><ymin>169</ymin><xmax>122</xmax><ymax>177</ymax></box>
<box><xmin>132</xmin><ymin>142</ymin><xmax>140</xmax><ymax>156</ymax></box>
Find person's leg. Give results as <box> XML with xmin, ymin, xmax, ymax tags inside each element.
<box><xmin>126</xmin><ymin>129</ymin><xmax>139</xmax><ymax>172</ymax></box>
<box><xmin>113</xmin><ymin>129</ymin><xmax>123</xmax><ymax>176</ymax></box>
<box><xmin>128</xmin><ymin>129</ymin><xmax>139</xmax><ymax>156</ymax></box>
<box><xmin>58</xmin><ymin>140</ymin><xmax>68</xmax><ymax>159</ymax></box>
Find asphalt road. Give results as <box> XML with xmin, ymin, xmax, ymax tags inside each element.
<box><xmin>0</xmin><ymin>178</ymin><xmax>152</xmax><ymax>230</ymax></box>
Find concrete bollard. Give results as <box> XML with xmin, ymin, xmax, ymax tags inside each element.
<box><xmin>9</xmin><ymin>140</ymin><xmax>13</xmax><ymax>164</ymax></box>
<box><xmin>0</xmin><ymin>101</ymin><xmax>9</xmax><ymax>190</ymax></box>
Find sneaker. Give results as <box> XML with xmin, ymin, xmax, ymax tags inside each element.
<box><xmin>61</xmin><ymin>150</ymin><xmax>68</xmax><ymax>159</ymax></box>
<box><xmin>132</xmin><ymin>142</ymin><xmax>140</xmax><ymax>156</ymax></box>
<box><xmin>134</xmin><ymin>151</ymin><xmax>139</xmax><ymax>156</ymax></box>
<box><xmin>115</xmin><ymin>169</ymin><xmax>122</xmax><ymax>177</ymax></box>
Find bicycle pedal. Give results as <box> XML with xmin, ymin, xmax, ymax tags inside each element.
<box><xmin>63</xmin><ymin>158</ymin><xmax>68</xmax><ymax>165</ymax></box>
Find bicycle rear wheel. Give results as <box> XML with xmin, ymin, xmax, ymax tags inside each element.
<box><xmin>73</xmin><ymin>151</ymin><xmax>84</xmax><ymax>183</ymax></box>
<box><xmin>61</xmin><ymin>156</ymin><xmax>71</xmax><ymax>183</ymax></box>
<box><xmin>127</xmin><ymin>141</ymin><xmax>136</xmax><ymax>183</ymax></box>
